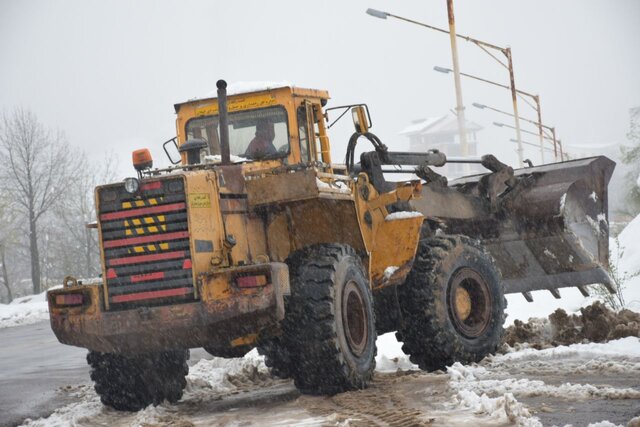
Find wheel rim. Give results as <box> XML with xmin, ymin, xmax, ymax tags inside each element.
<box><xmin>342</xmin><ymin>280</ymin><xmax>368</xmax><ymax>356</ymax></box>
<box><xmin>448</xmin><ymin>267</ymin><xmax>492</xmax><ymax>338</ymax></box>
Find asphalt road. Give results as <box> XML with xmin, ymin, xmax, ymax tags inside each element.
<box><xmin>0</xmin><ymin>321</ymin><xmax>89</xmax><ymax>427</ymax></box>
<box><xmin>0</xmin><ymin>321</ymin><xmax>213</xmax><ymax>427</ymax></box>
<box><xmin>0</xmin><ymin>322</ymin><xmax>638</xmax><ymax>426</ymax></box>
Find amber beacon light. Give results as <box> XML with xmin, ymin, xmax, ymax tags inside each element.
<box><xmin>132</xmin><ymin>148</ymin><xmax>153</xmax><ymax>171</ymax></box>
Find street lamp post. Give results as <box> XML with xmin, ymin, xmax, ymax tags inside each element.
<box><xmin>445</xmin><ymin>0</ymin><xmax>469</xmax><ymax>158</ymax></box>
<box><xmin>434</xmin><ymin>66</ymin><xmax>546</xmax><ymax>163</ymax></box>
<box><xmin>366</xmin><ymin>7</ymin><xmax>524</xmax><ymax>167</ymax></box>
<box><xmin>473</xmin><ymin>101</ymin><xmax>561</xmax><ymax>161</ymax></box>
<box><xmin>366</xmin><ymin>5</ymin><xmax>469</xmax><ymax>160</ymax></box>
<box><xmin>505</xmin><ymin>48</ymin><xmax>524</xmax><ymax>167</ymax></box>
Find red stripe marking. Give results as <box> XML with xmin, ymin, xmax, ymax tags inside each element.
<box><xmin>111</xmin><ymin>287</ymin><xmax>191</xmax><ymax>303</ymax></box>
<box><xmin>104</xmin><ymin>231</ymin><xmax>189</xmax><ymax>249</ymax></box>
<box><xmin>130</xmin><ymin>271</ymin><xmax>165</xmax><ymax>283</ymax></box>
<box><xmin>141</xmin><ymin>181</ymin><xmax>162</xmax><ymax>191</ymax></box>
<box><xmin>108</xmin><ymin>251</ymin><xmax>185</xmax><ymax>266</ymax></box>
<box><xmin>182</xmin><ymin>259</ymin><xmax>192</xmax><ymax>269</ymax></box>
<box><xmin>106</xmin><ymin>268</ymin><xmax>117</xmax><ymax>279</ymax></box>
<box><xmin>100</xmin><ymin>203</ymin><xmax>186</xmax><ymax>221</ymax></box>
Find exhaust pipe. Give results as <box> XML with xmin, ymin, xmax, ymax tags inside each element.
<box><xmin>216</xmin><ymin>79</ymin><xmax>231</xmax><ymax>165</ymax></box>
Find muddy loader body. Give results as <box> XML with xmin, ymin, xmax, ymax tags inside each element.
<box><xmin>48</xmin><ymin>80</ymin><xmax>615</xmax><ymax>411</ymax></box>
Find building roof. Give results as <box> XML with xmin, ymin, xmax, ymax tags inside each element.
<box><xmin>400</xmin><ymin>113</ymin><xmax>483</xmax><ymax>136</ymax></box>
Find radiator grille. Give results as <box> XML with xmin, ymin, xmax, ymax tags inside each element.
<box><xmin>98</xmin><ymin>178</ymin><xmax>194</xmax><ymax>308</ymax></box>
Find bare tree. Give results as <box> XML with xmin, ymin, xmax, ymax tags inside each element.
<box><xmin>0</xmin><ymin>197</ymin><xmax>17</xmax><ymax>302</ymax></box>
<box><xmin>53</xmin><ymin>151</ymin><xmax>117</xmax><ymax>278</ymax></box>
<box><xmin>0</xmin><ymin>109</ymin><xmax>74</xmax><ymax>294</ymax></box>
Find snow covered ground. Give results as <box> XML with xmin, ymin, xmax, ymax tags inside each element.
<box><xmin>0</xmin><ymin>291</ymin><xmax>50</xmax><ymax>329</ymax></box>
<box><xmin>15</xmin><ymin>334</ymin><xmax>640</xmax><ymax>426</ymax></box>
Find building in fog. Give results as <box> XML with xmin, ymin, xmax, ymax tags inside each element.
<box><xmin>400</xmin><ymin>113</ymin><xmax>483</xmax><ymax>177</ymax></box>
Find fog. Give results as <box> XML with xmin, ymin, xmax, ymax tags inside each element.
<box><xmin>1</xmin><ymin>0</ymin><xmax>639</xmax><ymax>177</ymax></box>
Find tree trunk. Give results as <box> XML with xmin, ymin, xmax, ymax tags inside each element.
<box><xmin>0</xmin><ymin>244</ymin><xmax>12</xmax><ymax>303</ymax></box>
<box><xmin>29</xmin><ymin>215</ymin><xmax>41</xmax><ymax>294</ymax></box>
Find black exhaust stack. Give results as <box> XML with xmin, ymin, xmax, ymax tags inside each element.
<box><xmin>217</xmin><ymin>79</ymin><xmax>231</xmax><ymax>165</ymax></box>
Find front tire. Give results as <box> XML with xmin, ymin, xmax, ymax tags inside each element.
<box><xmin>284</xmin><ymin>244</ymin><xmax>376</xmax><ymax>394</ymax></box>
<box><xmin>87</xmin><ymin>349</ymin><xmax>189</xmax><ymax>411</ymax></box>
<box><xmin>396</xmin><ymin>235</ymin><xmax>506</xmax><ymax>371</ymax></box>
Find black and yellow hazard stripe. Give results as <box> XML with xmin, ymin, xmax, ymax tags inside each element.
<box><xmin>123</xmin><ymin>215</ymin><xmax>168</xmax><ymax>236</ymax></box>
<box><xmin>121</xmin><ymin>196</ymin><xmax>163</xmax><ymax>209</ymax></box>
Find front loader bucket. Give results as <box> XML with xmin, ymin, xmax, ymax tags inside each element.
<box><xmin>413</xmin><ymin>156</ymin><xmax>616</xmax><ymax>298</ymax></box>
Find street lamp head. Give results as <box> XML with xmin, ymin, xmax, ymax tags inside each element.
<box><xmin>493</xmin><ymin>122</ymin><xmax>505</xmax><ymax>128</ymax></box>
<box><xmin>472</xmin><ymin>102</ymin><xmax>486</xmax><ymax>109</ymax></box>
<box><xmin>433</xmin><ymin>66</ymin><xmax>452</xmax><ymax>74</ymax></box>
<box><xmin>365</xmin><ymin>8</ymin><xmax>388</xmax><ymax>19</ymax></box>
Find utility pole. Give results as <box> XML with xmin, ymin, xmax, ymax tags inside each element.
<box><xmin>505</xmin><ymin>48</ymin><xmax>524</xmax><ymax>167</ymax></box>
<box><xmin>446</xmin><ymin>0</ymin><xmax>468</xmax><ymax>158</ymax></box>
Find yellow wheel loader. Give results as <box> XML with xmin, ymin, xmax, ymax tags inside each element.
<box><xmin>48</xmin><ymin>80</ymin><xmax>615</xmax><ymax>410</ymax></box>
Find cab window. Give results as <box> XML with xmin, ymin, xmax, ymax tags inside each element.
<box><xmin>185</xmin><ymin>106</ymin><xmax>289</xmax><ymax>160</ymax></box>
<box><xmin>297</xmin><ymin>106</ymin><xmax>311</xmax><ymax>163</ymax></box>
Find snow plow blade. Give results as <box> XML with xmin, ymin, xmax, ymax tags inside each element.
<box><xmin>413</xmin><ymin>156</ymin><xmax>616</xmax><ymax>297</ymax></box>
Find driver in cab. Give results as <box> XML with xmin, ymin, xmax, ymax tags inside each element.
<box><xmin>245</xmin><ymin>119</ymin><xmax>277</xmax><ymax>159</ymax></box>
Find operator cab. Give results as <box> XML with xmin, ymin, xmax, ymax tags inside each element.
<box><xmin>186</xmin><ymin>106</ymin><xmax>289</xmax><ymax>161</ymax></box>
<box><xmin>172</xmin><ymin>83</ymin><xmax>330</xmax><ymax>167</ymax></box>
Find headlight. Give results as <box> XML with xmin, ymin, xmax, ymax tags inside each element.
<box><xmin>124</xmin><ymin>177</ymin><xmax>140</xmax><ymax>194</ymax></box>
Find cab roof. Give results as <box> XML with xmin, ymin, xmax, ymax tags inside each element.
<box><xmin>174</xmin><ymin>81</ymin><xmax>330</xmax><ymax>113</ymax></box>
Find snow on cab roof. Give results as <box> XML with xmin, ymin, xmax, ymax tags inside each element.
<box><xmin>187</xmin><ymin>81</ymin><xmax>293</xmax><ymax>103</ymax></box>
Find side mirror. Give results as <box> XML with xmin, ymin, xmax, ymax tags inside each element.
<box><xmin>351</xmin><ymin>106</ymin><xmax>370</xmax><ymax>134</ymax></box>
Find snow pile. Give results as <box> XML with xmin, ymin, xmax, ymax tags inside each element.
<box><xmin>445</xmin><ymin>338</ymin><xmax>640</xmax><ymax>427</ymax></box>
<box><xmin>453</xmin><ymin>389</ymin><xmax>541</xmax><ymax>427</ymax></box>
<box><xmin>613</xmin><ymin>213</ymin><xmax>640</xmax><ymax>312</ymax></box>
<box><xmin>503</xmin><ymin>302</ymin><xmax>640</xmax><ymax>349</ymax></box>
<box><xmin>375</xmin><ymin>332</ymin><xmax>418</xmax><ymax>372</ymax></box>
<box><xmin>448</xmin><ymin>338</ymin><xmax>640</xmax><ymax>402</ymax></box>
<box><xmin>498</xmin><ymin>336</ymin><xmax>640</xmax><ymax>361</ymax></box>
<box><xmin>588</xmin><ymin>422</ymin><xmax>623</xmax><ymax>427</ymax></box>
<box><xmin>186</xmin><ymin>348</ymin><xmax>272</xmax><ymax>396</ymax></box>
<box><xmin>0</xmin><ymin>290</ymin><xmax>50</xmax><ymax>329</ymax></box>
<box><xmin>19</xmin><ymin>385</ymin><xmax>103</xmax><ymax>427</ymax></box>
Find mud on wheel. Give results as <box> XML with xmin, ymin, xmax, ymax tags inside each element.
<box><xmin>257</xmin><ymin>335</ymin><xmax>292</xmax><ymax>379</ymax></box>
<box><xmin>396</xmin><ymin>235</ymin><xmax>506</xmax><ymax>371</ymax></box>
<box><xmin>283</xmin><ymin>244</ymin><xmax>376</xmax><ymax>394</ymax></box>
<box><xmin>87</xmin><ymin>349</ymin><xmax>189</xmax><ymax>411</ymax></box>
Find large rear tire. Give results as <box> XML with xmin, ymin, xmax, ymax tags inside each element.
<box><xmin>283</xmin><ymin>244</ymin><xmax>376</xmax><ymax>394</ymax></box>
<box><xmin>87</xmin><ymin>349</ymin><xmax>189</xmax><ymax>411</ymax></box>
<box><xmin>396</xmin><ymin>235</ymin><xmax>506</xmax><ymax>371</ymax></box>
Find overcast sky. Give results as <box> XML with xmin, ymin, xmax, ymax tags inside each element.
<box><xmin>1</xmin><ymin>0</ymin><xmax>639</xmax><ymax>176</ymax></box>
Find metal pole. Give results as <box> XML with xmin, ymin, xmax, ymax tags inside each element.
<box><xmin>506</xmin><ymin>48</ymin><xmax>523</xmax><ymax>167</ymax></box>
<box><xmin>551</xmin><ymin>127</ymin><xmax>558</xmax><ymax>161</ymax></box>
<box><xmin>446</xmin><ymin>0</ymin><xmax>469</xmax><ymax>162</ymax></box>
<box><xmin>534</xmin><ymin>95</ymin><xmax>544</xmax><ymax>164</ymax></box>
<box><xmin>558</xmin><ymin>139</ymin><xmax>564</xmax><ymax>161</ymax></box>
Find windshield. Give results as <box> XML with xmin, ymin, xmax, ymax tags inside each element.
<box><xmin>185</xmin><ymin>106</ymin><xmax>289</xmax><ymax>161</ymax></box>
